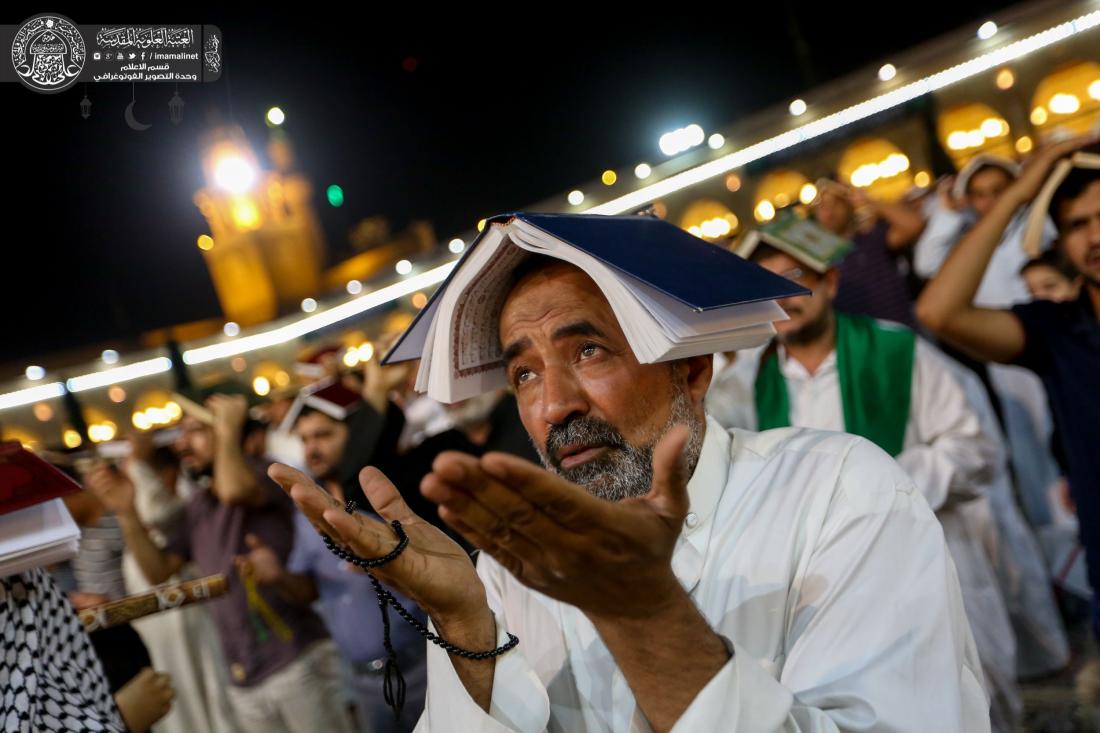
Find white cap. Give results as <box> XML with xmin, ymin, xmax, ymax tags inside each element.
<box><xmin>952</xmin><ymin>154</ymin><xmax>1020</xmax><ymax>200</ymax></box>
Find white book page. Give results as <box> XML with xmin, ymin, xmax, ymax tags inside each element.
<box><xmin>0</xmin><ymin>498</ymin><xmax>81</xmax><ymax>564</ymax></box>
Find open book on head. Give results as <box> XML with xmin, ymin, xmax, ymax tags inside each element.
<box><xmin>0</xmin><ymin>441</ymin><xmax>82</xmax><ymax>577</ymax></box>
<box><xmin>736</xmin><ymin>210</ymin><xmax>853</xmax><ymax>273</ymax></box>
<box><xmin>1022</xmin><ymin>151</ymin><xmax>1100</xmax><ymax>257</ymax></box>
<box><xmin>383</xmin><ymin>212</ymin><xmax>808</xmax><ymax>403</ymax></box>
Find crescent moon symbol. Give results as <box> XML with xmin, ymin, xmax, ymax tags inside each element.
<box><xmin>124</xmin><ymin>100</ymin><xmax>151</xmax><ymax>131</ymax></box>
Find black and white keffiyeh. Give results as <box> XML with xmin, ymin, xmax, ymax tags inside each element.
<box><xmin>0</xmin><ymin>568</ymin><xmax>124</xmax><ymax>733</ymax></box>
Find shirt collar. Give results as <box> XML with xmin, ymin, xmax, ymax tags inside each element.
<box><xmin>777</xmin><ymin>344</ymin><xmax>837</xmax><ymax>381</ymax></box>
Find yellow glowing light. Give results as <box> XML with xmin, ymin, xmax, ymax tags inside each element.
<box><xmin>165</xmin><ymin>401</ymin><xmax>182</xmax><ymax>420</ymax></box>
<box><xmin>33</xmin><ymin>403</ymin><xmax>53</xmax><ymax>422</ymax></box>
<box><xmin>754</xmin><ymin>200</ymin><xmax>776</xmax><ymax>222</ymax></box>
<box><xmin>725</xmin><ymin>174</ymin><xmax>741</xmax><ymax>193</ymax></box>
<box><xmin>252</xmin><ymin>376</ymin><xmax>271</xmax><ymax>397</ymax></box>
<box><xmin>231</xmin><ymin>199</ymin><xmax>261</xmax><ymax>230</ymax></box>
<box><xmin>995</xmin><ymin>69</ymin><xmax>1015</xmax><ymax>90</ymax></box>
<box><xmin>197</xmin><ymin>234</ymin><xmax>214</xmax><ymax>251</ymax></box>
<box><xmin>1090</xmin><ymin>80</ymin><xmax>1100</xmax><ymax>101</ymax></box>
<box><xmin>914</xmin><ymin>171</ymin><xmax>931</xmax><ymax>188</ymax></box>
<box><xmin>343</xmin><ymin>349</ymin><xmax>360</xmax><ymax>368</ymax></box>
<box><xmin>946</xmin><ymin>131</ymin><xmax>969</xmax><ymax>150</ymax></box>
<box><xmin>688</xmin><ymin>225</ymin><xmax>702</xmax><ymax>238</ymax></box>
<box><xmin>1015</xmin><ymin>136</ymin><xmax>1034</xmax><ymax>154</ymax></box>
<box><xmin>266</xmin><ymin>107</ymin><xmax>285</xmax><ymax>126</ymax></box>
<box><xmin>62</xmin><ymin>429</ymin><xmax>82</xmax><ymax>448</ymax></box>
<box><xmin>799</xmin><ymin>183</ymin><xmax>818</xmax><ymax>205</ymax></box>
<box><xmin>477</xmin><ymin>219</ymin><xmax>487</xmax><ymax>232</ymax></box>
<box><xmin>1049</xmin><ymin>93</ymin><xmax>1081</xmax><ymax>115</ymax></box>
<box><xmin>274</xmin><ymin>370</ymin><xmax>290</xmax><ymax>388</ymax></box>
<box><xmin>88</xmin><ymin>422</ymin><xmax>117</xmax><ymax>444</ymax></box>
<box><xmin>1030</xmin><ymin>106</ymin><xmax>1048</xmax><ymax>125</ymax></box>
<box><xmin>412</xmin><ymin>292</ymin><xmax>428</xmax><ymax>309</ymax></box>
<box><xmin>357</xmin><ymin>343</ymin><xmax>375</xmax><ymax>362</ymax></box>
<box><xmin>980</xmin><ymin>117</ymin><xmax>1007</xmax><ymax>138</ymax></box>
<box><xmin>601</xmin><ymin>170</ymin><xmax>617</xmax><ymax>186</ymax></box>
<box><xmin>230</xmin><ymin>356</ymin><xmax>247</xmax><ymax>373</ymax></box>
<box><xmin>108</xmin><ymin>385</ymin><xmax>126</xmax><ymax>403</ymax></box>
<box><xmin>132</xmin><ymin>411</ymin><xmax>151</xmax><ymax>430</ymax></box>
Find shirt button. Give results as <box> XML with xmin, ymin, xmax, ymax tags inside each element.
<box><xmin>684</xmin><ymin>512</ymin><xmax>700</xmax><ymax>529</ymax></box>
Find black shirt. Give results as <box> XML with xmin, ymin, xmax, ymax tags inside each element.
<box><xmin>1010</xmin><ymin>289</ymin><xmax>1100</xmax><ymax>525</ymax></box>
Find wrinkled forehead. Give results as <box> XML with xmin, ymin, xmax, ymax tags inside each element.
<box><xmin>498</xmin><ymin>260</ymin><xmax>623</xmax><ymax>346</ymax></box>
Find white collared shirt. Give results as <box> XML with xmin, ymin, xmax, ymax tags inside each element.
<box><xmin>414</xmin><ymin>417</ymin><xmax>990</xmax><ymax>732</ymax></box>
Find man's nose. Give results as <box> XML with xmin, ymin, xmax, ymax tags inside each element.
<box><xmin>540</xmin><ymin>363</ymin><xmax>589</xmax><ymax>427</ymax></box>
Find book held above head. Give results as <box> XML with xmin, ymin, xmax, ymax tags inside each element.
<box><xmin>383</xmin><ymin>212</ymin><xmax>807</xmax><ymax>402</ymax></box>
<box><xmin>736</xmin><ymin>209</ymin><xmax>853</xmax><ymax>273</ymax></box>
<box><xmin>0</xmin><ymin>441</ymin><xmax>83</xmax><ymax>577</ymax></box>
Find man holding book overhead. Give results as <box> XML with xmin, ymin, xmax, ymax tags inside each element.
<box><xmin>271</xmin><ymin>213</ymin><xmax>990</xmax><ymax>732</ymax></box>
<box><xmin>918</xmin><ymin>133</ymin><xmax>1100</xmax><ymax>650</ymax></box>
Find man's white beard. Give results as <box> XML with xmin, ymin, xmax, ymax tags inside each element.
<box><xmin>532</xmin><ymin>388</ymin><xmax>704</xmax><ymax>502</ymax></box>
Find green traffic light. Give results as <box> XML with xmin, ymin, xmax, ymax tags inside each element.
<box><xmin>327</xmin><ymin>184</ymin><xmax>344</xmax><ymax>207</ymax></box>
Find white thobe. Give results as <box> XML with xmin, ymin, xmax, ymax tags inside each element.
<box><xmin>414</xmin><ymin>416</ymin><xmax>990</xmax><ymax>732</ymax></box>
<box><xmin>708</xmin><ymin>338</ymin><xmax>1018</xmax><ymax>732</ymax></box>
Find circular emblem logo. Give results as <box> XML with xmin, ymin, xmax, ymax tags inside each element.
<box><xmin>12</xmin><ymin>14</ymin><xmax>85</xmax><ymax>94</ymax></box>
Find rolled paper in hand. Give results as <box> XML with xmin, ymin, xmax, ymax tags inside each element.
<box><xmin>78</xmin><ymin>574</ymin><xmax>228</xmax><ymax>632</ymax></box>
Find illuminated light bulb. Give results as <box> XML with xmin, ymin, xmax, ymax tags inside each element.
<box><xmin>266</xmin><ymin>107</ymin><xmax>285</xmax><ymax>125</ymax></box>
<box><xmin>1049</xmin><ymin>93</ymin><xmax>1080</xmax><ymax>115</ymax></box>
<box><xmin>197</xmin><ymin>234</ymin><xmax>214</xmax><ymax>251</ymax></box>
<box><xmin>707</xmin><ymin>133</ymin><xmax>725</xmax><ymax>149</ymax></box>
<box><xmin>343</xmin><ymin>349</ymin><xmax>360</xmax><ymax>368</ymax></box>
<box><xmin>165</xmin><ymin>401</ymin><xmax>182</xmax><ymax>420</ymax></box>
<box><xmin>33</xmin><ymin>403</ymin><xmax>53</xmax><ymax>422</ymax></box>
<box><xmin>980</xmin><ymin>117</ymin><xmax>1006</xmax><ymax>138</ymax></box>
<box><xmin>63</xmin><ymin>429</ymin><xmax>83</xmax><ymax>448</ymax></box>
<box><xmin>914</xmin><ymin>171</ymin><xmax>931</xmax><ymax>188</ymax></box>
<box><xmin>300</xmin><ymin>297</ymin><xmax>318</xmax><ymax>312</ymax></box>
<box><xmin>101</xmin><ymin>349</ymin><xmax>119</xmax><ymax>365</ymax></box>
<box><xmin>725</xmin><ymin>173</ymin><xmax>741</xmax><ymax>192</ymax></box>
<box><xmin>346</xmin><ymin>280</ymin><xmax>363</xmax><ymax>295</ymax></box>
<box><xmin>230</xmin><ymin>357</ymin><xmax>247</xmax><ymax>373</ymax></box>
<box><xmin>358</xmin><ymin>343</ymin><xmax>374</xmax><ymax>362</ymax></box>
<box><xmin>1090</xmin><ymin>80</ymin><xmax>1100</xmax><ymax>101</ymax></box>
<box><xmin>108</xmin><ymin>385</ymin><xmax>126</xmax><ymax>403</ymax></box>
<box><xmin>213</xmin><ymin>156</ymin><xmax>257</xmax><ymax>193</ymax></box>
<box><xmin>25</xmin><ymin>366</ymin><xmax>45</xmax><ymax>381</ymax></box>
<box><xmin>788</xmin><ymin>99</ymin><xmax>807</xmax><ymax>116</ymax></box>
<box><xmin>395</xmin><ymin>260</ymin><xmax>413</xmax><ymax>275</ymax></box>
<box><xmin>946</xmin><ymin>131</ymin><xmax>969</xmax><ymax>150</ymax></box>
<box><xmin>477</xmin><ymin>219</ymin><xmax>487</xmax><ymax>232</ymax></box>
<box><xmin>601</xmin><ymin>170</ymin><xmax>617</xmax><ymax>186</ymax></box>
<box><xmin>223</xmin><ymin>322</ymin><xmax>240</xmax><ymax>337</ymax></box>
<box><xmin>688</xmin><ymin>226</ymin><xmax>702</xmax><ymax>237</ymax></box>
<box><xmin>448</xmin><ymin>238</ymin><xmax>465</xmax><ymax>253</ymax></box>
<box><xmin>977</xmin><ymin>21</ymin><xmax>998</xmax><ymax>40</ymax></box>
<box><xmin>252</xmin><ymin>376</ymin><xmax>271</xmax><ymax>397</ymax></box>
<box><xmin>634</xmin><ymin>163</ymin><xmax>651</xmax><ymax>179</ymax></box>
<box><xmin>878</xmin><ymin>64</ymin><xmax>897</xmax><ymax>82</ymax></box>
<box><xmin>995</xmin><ymin>68</ymin><xmax>1015</xmax><ymax>90</ymax></box>
<box><xmin>411</xmin><ymin>292</ymin><xmax>429</xmax><ymax>309</ymax></box>
<box><xmin>754</xmin><ymin>200</ymin><xmax>776</xmax><ymax>222</ymax></box>
<box><xmin>1015</xmin><ymin>136</ymin><xmax>1034</xmax><ymax>154</ymax></box>
<box><xmin>799</xmin><ymin>183</ymin><xmax>818</xmax><ymax>205</ymax></box>
<box><xmin>1030</xmin><ymin>106</ymin><xmax>1048</xmax><ymax>125</ymax></box>
<box><xmin>568</xmin><ymin>190</ymin><xmax>585</xmax><ymax>206</ymax></box>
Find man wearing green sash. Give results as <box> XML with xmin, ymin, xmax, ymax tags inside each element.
<box><xmin>731</xmin><ymin>240</ymin><xmax>1020</xmax><ymax>733</ymax></box>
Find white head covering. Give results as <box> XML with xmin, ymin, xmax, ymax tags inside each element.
<box><xmin>952</xmin><ymin>155</ymin><xmax>1020</xmax><ymax>200</ymax></box>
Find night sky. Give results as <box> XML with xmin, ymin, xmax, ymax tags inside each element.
<box><xmin>3</xmin><ymin>2</ymin><xmax>1011</xmax><ymax>370</ymax></box>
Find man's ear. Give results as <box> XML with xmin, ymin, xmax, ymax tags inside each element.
<box><xmin>677</xmin><ymin>354</ymin><xmax>713</xmax><ymax>407</ymax></box>
<box><xmin>823</xmin><ymin>267</ymin><xmax>840</xmax><ymax>301</ymax></box>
